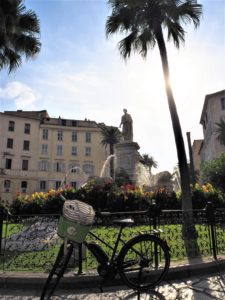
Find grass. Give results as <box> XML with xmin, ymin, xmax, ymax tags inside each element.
<box><xmin>1</xmin><ymin>223</ymin><xmax>225</xmax><ymax>272</ymax></box>
<box><xmin>2</xmin><ymin>222</ymin><xmax>26</xmax><ymax>238</ymax></box>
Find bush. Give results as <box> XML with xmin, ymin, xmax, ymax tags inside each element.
<box><xmin>8</xmin><ymin>178</ymin><xmax>225</xmax><ymax>215</ymax></box>
<box><xmin>191</xmin><ymin>183</ymin><xmax>225</xmax><ymax>209</ymax></box>
<box><xmin>201</xmin><ymin>154</ymin><xmax>225</xmax><ymax>193</ymax></box>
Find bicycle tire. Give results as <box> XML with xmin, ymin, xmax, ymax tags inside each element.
<box><xmin>118</xmin><ymin>234</ymin><xmax>170</xmax><ymax>291</ymax></box>
<box><xmin>40</xmin><ymin>242</ymin><xmax>73</xmax><ymax>300</ymax></box>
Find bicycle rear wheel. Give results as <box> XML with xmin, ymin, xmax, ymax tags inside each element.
<box><xmin>40</xmin><ymin>242</ymin><xmax>73</xmax><ymax>300</ymax></box>
<box><xmin>118</xmin><ymin>234</ymin><xmax>170</xmax><ymax>291</ymax></box>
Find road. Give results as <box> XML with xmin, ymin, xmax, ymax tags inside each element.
<box><xmin>0</xmin><ymin>270</ymin><xmax>224</xmax><ymax>299</ymax></box>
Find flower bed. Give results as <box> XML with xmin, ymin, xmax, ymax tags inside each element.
<box><xmin>8</xmin><ymin>177</ymin><xmax>225</xmax><ymax>215</ymax></box>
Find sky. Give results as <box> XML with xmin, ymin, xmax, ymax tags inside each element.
<box><xmin>0</xmin><ymin>0</ymin><xmax>224</xmax><ymax>174</ymax></box>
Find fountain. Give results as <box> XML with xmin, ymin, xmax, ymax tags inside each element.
<box><xmin>60</xmin><ymin>166</ymin><xmax>88</xmax><ymax>189</ymax></box>
<box><xmin>100</xmin><ymin>154</ymin><xmax>116</xmax><ymax>178</ymax></box>
<box><xmin>135</xmin><ymin>162</ymin><xmax>153</xmax><ymax>188</ymax></box>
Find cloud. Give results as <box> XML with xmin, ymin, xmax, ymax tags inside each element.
<box><xmin>0</xmin><ymin>81</ymin><xmax>40</xmax><ymax>109</ymax></box>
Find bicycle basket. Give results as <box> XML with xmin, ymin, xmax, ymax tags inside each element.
<box><xmin>57</xmin><ymin>200</ymin><xmax>95</xmax><ymax>243</ymax></box>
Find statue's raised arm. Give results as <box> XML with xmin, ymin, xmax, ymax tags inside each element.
<box><xmin>119</xmin><ymin>109</ymin><xmax>133</xmax><ymax>141</ymax></box>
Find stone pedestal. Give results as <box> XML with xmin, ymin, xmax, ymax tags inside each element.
<box><xmin>115</xmin><ymin>142</ymin><xmax>140</xmax><ymax>183</ymax></box>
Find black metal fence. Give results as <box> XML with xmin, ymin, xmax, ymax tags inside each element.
<box><xmin>0</xmin><ymin>202</ymin><xmax>225</xmax><ymax>273</ymax></box>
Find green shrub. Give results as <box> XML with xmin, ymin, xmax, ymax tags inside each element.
<box><xmin>8</xmin><ymin>178</ymin><xmax>225</xmax><ymax>215</ymax></box>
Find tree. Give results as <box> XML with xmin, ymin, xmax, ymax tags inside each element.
<box><xmin>214</xmin><ymin>119</ymin><xmax>225</xmax><ymax>146</ymax></box>
<box><xmin>100</xmin><ymin>125</ymin><xmax>122</xmax><ymax>178</ymax></box>
<box><xmin>106</xmin><ymin>0</ymin><xmax>202</xmax><ymax>211</ymax></box>
<box><xmin>202</xmin><ymin>154</ymin><xmax>225</xmax><ymax>193</ymax></box>
<box><xmin>141</xmin><ymin>154</ymin><xmax>158</xmax><ymax>174</ymax></box>
<box><xmin>0</xmin><ymin>0</ymin><xmax>41</xmax><ymax>73</ymax></box>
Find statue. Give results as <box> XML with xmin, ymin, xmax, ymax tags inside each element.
<box><xmin>119</xmin><ymin>109</ymin><xmax>133</xmax><ymax>141</ymax></box>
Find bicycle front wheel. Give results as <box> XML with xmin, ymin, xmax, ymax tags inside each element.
<box><xmin>40</xmin><ymin>242</ymin><xmax>73</xmax><ymax>300</ymax></box>
<box><xmin>118</xmin><ymin>234</ymin><xmax>170</xmax><ymax>291</ymax></box>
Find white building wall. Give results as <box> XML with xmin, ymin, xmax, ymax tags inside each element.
<box><xmin>0</xmin><ymin>111</ymin><xmax>109</xmax><ymax>204</ymax></box>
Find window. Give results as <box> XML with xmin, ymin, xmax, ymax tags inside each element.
<box><xmin>85</xmin><ymin>147</ymin><xmax>91</xmax><ymax>156</ymax></box>
<box><xmin>69</xmin><ymin>164</ymin><xmax>80</xmax><ymax>173</ymax></box>
<box><xmin>83</xmin><ymin>164</ymin><xmax>94</xmax><ymax>175</ymax></box>
<box><xmin>23</xmin><ymin>140</ymin><xmax>30</xmax><ymax>151</ymax></box>
<box><xmin>8</xmin><ymin>121</ymin><xmax>15</xmax><ymax>131</ymax></box>
<box><xmin>21</xmin><ymin>181</ymin><xmax>27</xmax><ymax>193</ymax></box>
<box><xmin>221</xmin><ymin>97</ymin><xmax>225</xmax><ymax>110</ymax></box>
<box><xmin>61</xmin><ymin>119</ymin><xmax>66</xmax><ymax>126</ymax></box>
<box><xmin>42</xmin><ymin>129</ymin><xmax>48</xmax><ymax>140</ymax></box>
<box><xmin>70</xmin><ymin>182</ymin><xmax>77</xmax><ymax>188</ymax></box>
<box><xmin>40</xmin><ymin>181</ymin><xmax>47</xmax><ymax>191</ymax></box>
<box><xmin>39</xmin><ymin>161</ymin><xmax>49</xmax><ymax>171</ymax></box>
<box><xmin>41</xmin><ymin>144</ymin><xmax>48</xmax><ymax>155</ymax></box>
<box><xmin>86</xmin><ymin>132</ymin><xmax>91</xmax><ymax>143</ymax></box>
<box><xmin>22</xmin><ymin>159</ymin><xmax>29</xmax><ymax>171</ymax></box>
<box><xmin>7</xmin><ymin>138</ymin><xmax>13</xmax><ymax>149</ymax></box>
<box><xmin>24</xmin><ymin>123</ymin><xmax>30</xmax><ymax>134</ymax></box>
<box><xmin>72</xmin><ymin>131</ymin><xmax>77</xmax><ymax>142</ymax></box>
<box><xmin>71</xmin><ymin>146</ymin><xmax>77</xmax><ymax>156</ymax></box>
<box><xmin>5</xmin><ymin>158</ymin><xmax>12</xmax><ymax>169</ymax></box>
<box><xmin>57</xmin><ymin>131</ymin><xmax>63</xmax><ymax>141</ymax></box>
<box><xmin>56</xmin><ymin>145</ymin><xmax>63</xmax><ymax>156</ymax></box>
<box><xmin>4</xmin><ymin>180</ymin><xmax>11</xmax><ymax>193</ymax></box>
<box><xmin>55</xmin><ymin>181</ymin><xmax>61</xmax><ymax>189</ymax></box>
<box><xmin>55</xmin><ymin>162</ymin><xmax>64</xmax><ymax>172</ymax></box>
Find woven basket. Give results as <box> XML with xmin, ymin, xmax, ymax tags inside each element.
<box><xmin>57</xmin><ymin>200</ymin><xmax>95</xmax><ymax>243</ymax></box>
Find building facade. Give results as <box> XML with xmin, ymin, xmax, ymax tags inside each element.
<box><xmin>192</xmin><ymin>139</ymin><xmax>203</xmax><ymax>176</ymax></box>
<box><xmin>199</xmin><ymin>90</ymin><xmax>225</xmax><ymax>162</ymax></box>
<box><xmin>0</xmin><ymin>110</ymin><xmax>109</xmax><ymax>203</ymax></box>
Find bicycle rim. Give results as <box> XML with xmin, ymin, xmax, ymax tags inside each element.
<box><xmin>118</xmin><ymin>234</ymin><xmax>170</xmax><ymax>291</ymax></box>
<box><xmin>40</xmin><ymin>242</ymin><xmax>73</xmax><ymax>300</ymax></box>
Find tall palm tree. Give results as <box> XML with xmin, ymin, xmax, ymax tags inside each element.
<box><xmin>100</xmin><ymin>125</ymin><xmax>122</xmax><ymax>178</ymax></box>
<box><xmin>215</xmin><ymin>119</ymin><xmax>225</xmax><ymax>146</ymax></box>
<box><xmin>0</xmin><ymin>0</ymin><xmax>41</xmax><ymax>73</ymax></box>
<box><xmin>106</xmin><ymin>0</ymin><xmax>202</xmax><ymax>211</ymax></box>
<box><xmin>141</xmin><ymin>153</ymin><xmax>158</xmax><ymax>174</ymax></box>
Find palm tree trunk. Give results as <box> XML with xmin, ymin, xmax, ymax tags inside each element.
<box><xmin>155</xmin><ymin>26</ymin><xmax>201</xmax><ymax>261</ymax></box>
<box><xmin>155</xmin><ymin>26</ymin><xmax>192</xmax><ymax>211</ymax></box>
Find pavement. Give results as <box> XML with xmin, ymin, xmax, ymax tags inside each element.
<box><xmin>0</xmin><ymin>259</ymin><xmax>225</xmax><ymax>299</ymax></box>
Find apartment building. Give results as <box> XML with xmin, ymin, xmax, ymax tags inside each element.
<box><xmin>199</xmin><ymin>90</ymin><xmax>225</xmax><ymax>163</ymax></box>
<box><xmin>0</xmin><ymin>110</ymin><xmax>109</xmax><ymax>203</ymax></box>
<box><xmin>192</xmin><ymin>139</ymin><xmax>203</xmax><ymax>175</ymax></box>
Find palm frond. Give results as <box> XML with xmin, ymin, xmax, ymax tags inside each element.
<box><xmin>107</xmin><ymin>0</ymin><xmax>203</xmax><ymax>58</ymax></box>
<box><xmin>214</xmin><ymin>120</ymin><xmax>225</xmax><ymax>145</ymax></box>
<box><xmin>0</xmin><ymin>0</ymin><xmax>41</xmax><ymax>72</ymax></box>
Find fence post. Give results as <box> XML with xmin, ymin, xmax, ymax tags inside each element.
<box><xmin>149</xmin><ymin>201</ymin><xmax>161</xmax><ymax>268</ymax></box>
<box><xmin>77</xmin><ymin>243</ymin><xmax>84</xmax><ymax>274</ymax></box>
<box><xmin>205</xmin><ymin>201</ymin><xmax>217</xmax><ymax>260</ymax></box>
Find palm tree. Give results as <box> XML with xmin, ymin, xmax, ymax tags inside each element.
<box><xmin>106</xmin><ymin>0</ymin><xmax>202</xmax><ymax>211</ymax></box>
<box><xmin>100</xmin><ymin>125</ymin><xmax>122</xmax><ymax>178</ymax></box>
<box><xmin>215</xmin><ymin>119</ymin><xmax>225</xmax><ymax>145</ymax></box>
<box><xmin>0</xmin><ymin>0</ymin><xmax>41</xmax><ymax>73</ymax></box>
<box><xmin>141</xmin><ymin>154</ymin><xmax>158</xmax><ymax>174</ymax></box>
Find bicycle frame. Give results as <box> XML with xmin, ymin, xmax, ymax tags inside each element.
<box><xmin>84</xmin><ymin>223</ymin><xmax>129</xmax><ymax>265</ymax></box>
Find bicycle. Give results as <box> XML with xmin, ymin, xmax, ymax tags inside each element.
<box><xmin>40</xmin><ymin>200</ymin><xmax>170</xmax><ymax>300</ymax></box>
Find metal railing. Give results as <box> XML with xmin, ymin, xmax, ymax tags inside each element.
<box><xmin>0</xmin><ymin>202</ymin><xmax>225</xmax><ymax>273</ymax></box>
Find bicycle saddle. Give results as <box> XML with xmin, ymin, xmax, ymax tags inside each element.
<box><xmin>112</xmin><ymin>218</ymin><xmax>134</xmax><ymax>226</ymax></box>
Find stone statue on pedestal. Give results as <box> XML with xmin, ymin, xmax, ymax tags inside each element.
<box><xmin>119</xmin><ymin>109</ymin><xmax>133</xmax><ymax>141</ymax></box>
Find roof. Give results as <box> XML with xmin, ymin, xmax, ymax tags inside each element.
<box><xmin>41</xmin><ymin>117</ymin><xmax>99</xmax><ymax>128</ymax></box>
<box><xmin>2</xmin><ymin>110</ymin><xmax>102</xmax><ymax>129</ymax></box>
<box><xmin>3</xmin><ymin>110</ymin><xmax>49</xmax><ymax>120</ymax></box>
<box><xmin>200</xmin><ymin>90</ymin><xmax>225</xmax><ymax>124</ymax></box>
